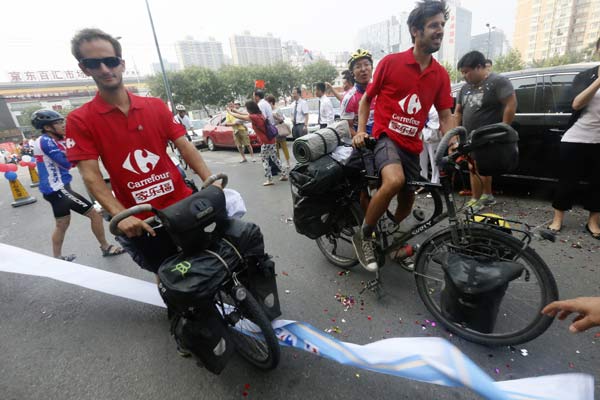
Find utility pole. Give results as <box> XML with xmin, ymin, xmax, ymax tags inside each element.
<box><xmin>145</xmin><ymin>0</ymin><xmax>175</xmax><ymax>113</ymax></box>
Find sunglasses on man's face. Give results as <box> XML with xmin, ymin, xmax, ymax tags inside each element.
<box><xmin>80</xmin><ymin>57</ymin><xmax>122</xmax><ymax>69</ymax></box>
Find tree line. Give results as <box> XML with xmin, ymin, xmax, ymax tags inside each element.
<box><xmin>146</xmin><ymin>60</ymin><xmax>338</xmax><ymax>114</ymax></box>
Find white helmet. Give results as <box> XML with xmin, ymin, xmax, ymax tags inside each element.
<box><xmin>175</xmin><ymin>104</ymin><xmax>186</xmax><ymax>111</ymax></box>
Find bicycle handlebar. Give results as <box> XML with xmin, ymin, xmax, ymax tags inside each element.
<box><xmin>109</xmin><ymin>172</ymin><xmax>229</xmax><ymax>236</ymax></box>
<box><xmin>202</xmin><ymin>173</ymin><xmax>228</xmax><ymax>189</ymax></box>
<box><xmin>109</xmin><ymin>204</ymin><xmax>155</xmax><ymax>236</ymax></box>
<box><xmin>435</xmin><ymin>126</ymin><xmax>468</xmax><ymax>170</ymax></box>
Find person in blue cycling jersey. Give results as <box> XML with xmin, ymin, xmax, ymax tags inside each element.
<box><xmin>340</xmin><ymin>49</ymin><xmax>376</xmax><ymax>137</ymax></box>
<box><xmin>32</xmin><ymin>109</ymin><xmax>124</xmax><ymax>261</ymax></box>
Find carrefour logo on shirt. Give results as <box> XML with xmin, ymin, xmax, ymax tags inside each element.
<box><xmin>398</xmin><ymin>94</ymin><xmax>422</xmax><ymax>116</ymax></box>
<box><xmin>122</xmin><ymin>149</ymin><xmax>160</xmax><ymax>175</ymax></box>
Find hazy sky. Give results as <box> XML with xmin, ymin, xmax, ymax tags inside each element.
<box><xmin>1</xmin><ymin>0</ymin><xmax>517</xmax><ymax>81</ymax></box>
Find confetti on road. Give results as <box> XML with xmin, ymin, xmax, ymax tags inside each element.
<box><xmin>285</xmin><ymin>290</ymin><xmax>291</xmax><ymax>294</ymax></box>
<box><xmin>520</xmin><ymin>349</ymin><xmax>529</xmax><ymax>357</ymax></box>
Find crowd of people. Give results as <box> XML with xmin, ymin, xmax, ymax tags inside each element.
<box><xmin>12</xmin><ymin>0</ymin><xmax>599</xmax><ymax>344</ymax></box>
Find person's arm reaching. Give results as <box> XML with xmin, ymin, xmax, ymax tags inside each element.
<box><xmin>77</xmin><ymin>159</ymin><xmax>155</xmax><ymax>238</ymax></box>
<box><xmin>42</xmin><ymin>139</ymin><xmax>71</xmax><ymax>170</ymax></box>
<box><xmin>227</xmin><ymin>108</ymin><xmax>251</xmax><ymax>122</ymax></box>
<box><xmin>542</xmin><ymin>297</ymin><xmax>600</xmax><ymax>333</ymax></box>
<box><xmin>353</xmin><ymin>94</ymin><xmax>372</xmax><ymax>148</ymax></box>
<box><xmin>572</xmin><ymin>67</ymin><xmax>600</xmax><ymax>111</ymax></box>
<box><xmin>326</xmin><ymin>82</ymin><xmax>344</xmax><ymax>101</ymax></box>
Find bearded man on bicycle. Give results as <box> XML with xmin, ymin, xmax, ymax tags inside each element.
<box><xmin>352</xmin><ymin>0</ymin><xmax>455</xmax><ymax>272</ymax></box>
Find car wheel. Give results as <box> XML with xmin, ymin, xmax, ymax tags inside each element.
<box><xmin>207</xmin><ymin>138</ymin><xmax>216</xmax><ymax>151</ymax></box>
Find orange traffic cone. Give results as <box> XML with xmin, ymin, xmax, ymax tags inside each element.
<box><xmin>28</xmin><ymin>165</ymin><xmax>40</xmax><ymax>188</ymax></box>
<box><xmin>5</xmin><ymin>171</ymin><xmax>36</xmax><ymax>207</ymax></box>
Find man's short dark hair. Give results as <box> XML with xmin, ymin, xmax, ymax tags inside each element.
<box><xmin>71</xmin><ymin>28</ymin><xmax>122</xmax><ymax>61</ymax></box>
<box><xmin>294</xmin><ymin>87</ymin><xmax>302</xmax><ymax>96</ymax></box>
<box><xmin>253</xmin><ymin>89</ymin><xmax>265</xmax><ymax>99</ymax></box>
<box><xmin>457</xmin><ymin>51</ymin><xmax>487</xmax><ymax>69</ymax></box>
<box><xmin>407</xmin><ymin>0</ymin><xmax>449</xmax><ymax>44</ymax></box>
<box><xmin>315</xmin><ymin>82</ymin><xmax>326</xmax><ymax>93</ymax></box>
<box><xmin>485</xmin><ymin>59</ymin><xmax>493</xmax><ymax>66</ymax></box>
<box><xmin>342</xmin><ymin>70</ymin><xmax>355</xmax><ymax>85</ymax></box>
<box><xmin>265</xmin><ymin>94</ymin><xmax>276</xmax><ymax>105</ymax></box>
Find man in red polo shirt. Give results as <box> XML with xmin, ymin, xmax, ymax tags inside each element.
<box><xmin>66</xmin><ymin>28</ymin><xmax>214</xmax><ymax>273</ymax></box>
<box><xmin>352</xmin><ymin>0</ymin><xmax>455</xmax><ymax>272</ymax></box>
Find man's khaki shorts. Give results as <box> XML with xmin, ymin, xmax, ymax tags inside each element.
<box><xmin>234</xmin><ymin>129</ymin><xmax>250</xmax><ymax>147</ymax></box>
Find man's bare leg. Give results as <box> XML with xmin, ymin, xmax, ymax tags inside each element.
<box><xmin>52</xmin><ymin>216</ymin><xmax>70</xmax><ymax>258</ymax></box>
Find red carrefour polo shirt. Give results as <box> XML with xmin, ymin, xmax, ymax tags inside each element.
<box><xmin>66</xmin><ymin>92</ymin><xmax>192</xmax><ymax>217</ymax></box>
<box><xmin>366</xmin><ymin>48</ymin><xmax>453</xmax><ymax>155</ymax></box>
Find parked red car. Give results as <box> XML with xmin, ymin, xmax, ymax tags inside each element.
<box><xmin>202</xmin><ymin>113</ymin><xmax>261</xmax><ymax>151</ymax></box>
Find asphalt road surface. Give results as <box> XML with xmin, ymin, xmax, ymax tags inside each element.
<box><xmin>1</xmin><ymin>146</ymin><xmax>598</xmax><ymax>400</ymax></box>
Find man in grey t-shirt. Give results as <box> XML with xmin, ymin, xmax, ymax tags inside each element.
<box><xmin>455</xmin><ymin>51</ymin><xmax>517</xmax><ymax>212</ymax></box>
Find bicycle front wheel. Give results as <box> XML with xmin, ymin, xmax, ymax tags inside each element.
<box><xmin>315</xmin><ymin>203</ymin><xmax>363</xmax><ymax>269</ymax></box>
<box><xmin>414</xmin><ymin>225</ymin><xmax>558</xmax><ymax>346</ymax></box>
<box><xmin>227</xmin><ymin>290</ymin><xmax>280</xmax><ymax>370</ymax></box>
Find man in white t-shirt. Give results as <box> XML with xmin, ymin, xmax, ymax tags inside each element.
<box><xmin>254</xmin><ymin>89</ymin><xmax>275</xmax><ymax>124</ymax></box>
<box><xmin>315</xmin><ymin>82</ymin><xmax>334</xmax><ymax>128</ymax></box>
<box><xmin>174</xmin><ymin>104</ymin><xmax>194</xmax><ymax>140</ymax></box>
<box><xmin>290</xmin><ymin>87</ymin><xmax>309</xmax><ymax>138</ymax></box>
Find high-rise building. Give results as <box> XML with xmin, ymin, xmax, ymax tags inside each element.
<box><xmin>514</xmin><ymin>0</ymin><xmax>600</xmax><ymax>63</ymax></box>
<box><xmin>282</xmin><ymin>40</ymin><xmax>309</xmax><ymax>67</ymax></box>
<box><xmin>175</xmin><ymin>37</ymin><xmax>225</xmax><ymax>70</ymax></box>
<box><xmin>151</xmin><ymin>59</ymin><xmax>179</xmax><ymax>75</ymax></box>
<box><xmin>229</xmin><ymin>32</ymin><xmax>283</xmax><ymax>66</ymax></box>
<box><xmin>438</xmin><ymin>1</ymin><xmax>472</xmax><ymax>67</ymax></box>
<box><xmin>356</xmin><ymin>12</ymin><xmax>412</xmax><ymax>57</ymax></box>
<box><xmin>470</xmin><ymin>29</ymin><xmax>509</xmax><ymax>60</ymax></box>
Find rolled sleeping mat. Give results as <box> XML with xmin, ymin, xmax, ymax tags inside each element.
<box><xmin>293</xmin><ymin>125</ymin><xmax>341</xmax><ymax>163</ymax></box>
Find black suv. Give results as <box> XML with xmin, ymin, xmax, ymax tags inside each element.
<box><xmin>452</xmin><ymin>62</ymin><xmax>600</xmax><ymax>183</ymax></box>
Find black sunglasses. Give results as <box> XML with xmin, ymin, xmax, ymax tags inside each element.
<box><xmin>80</xmin><ymin>57</ymin><xmax>122</xmax><ymax>69</ymax></box>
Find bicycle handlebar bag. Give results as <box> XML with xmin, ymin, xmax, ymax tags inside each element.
<box><xmin>157</xmin><ymin>185</ymin><xmax>227</xmax><ymax>254</ymax></box>
<box><xmin>469</xmin><ymin>123</ymin><xmax>519</xmax><ymax>176</ymax></box>
<box><xmin>435</xmin><ymin>252</ymin><xmax>524</xmax><ymax>333</ymax></box>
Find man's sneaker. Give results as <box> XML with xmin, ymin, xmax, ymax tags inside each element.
<box><xmin>465</xmin><ymin>198</ymin><xmax>483</xmax><ymax>213</ymax></box>
<box><xmin>479</xmin><ymin>194</ymin><xmax>497</xmax><ymax>207</ymax></box>
<box><xmin>352</xmin><ymin>231</ymin><xmax>379</xmax><ymax>272</ymax></box>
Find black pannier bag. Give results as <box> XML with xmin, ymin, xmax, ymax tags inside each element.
<box><xmin>289</xmin><ymin>155</ymin><xmax>344</xmax><ymax>197</ymax></box>
<box><xmin>156</xmin><ymin>185</ymin><xmax>227</xmax><ymax>254</ymax></box>
<box><xmin>220</xmin><ymin>218</ymin><xmax>281</xmax><ymax>320</ymax></box>
<box><xmin>436</xmin><ymin>252</ymin><xmax>524</xmax><ymax>333</ymax></box>
<box><xmin>158</xmin><ymin>239</ymin><xmax>243</xmax><ymax>315</ymax></box>
<box><xmin>292</xmin><ymin>190</ymin><xmax>338</xmax><ymax>240</ymax></box>
<box><xmin>172</xmin><ymin>305</ymin><xmax>235</xmax><ymax>374</ymax></box>
<box><xmin>469</xmin><ymin>123</ymin><xmax>519</xmax><ymax>176</ymax></box>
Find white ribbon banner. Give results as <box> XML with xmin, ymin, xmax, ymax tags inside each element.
<box><xmin>0</xmin><ymin>243</ymin><xmax>594</xmax><ymax>400</ymax></box>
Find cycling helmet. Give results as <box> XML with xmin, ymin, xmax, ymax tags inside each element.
<box><xmin>31</xmin><ymin>109</ymin><xmax>64</xmax><ymax>130</ymax></box>
<box><xmin>348</xmin><ymin>49</ymin><xmax>373</xmax><ymax>70</ymax></box>
<box><xmin>175</xmin><ymin>104</ymin><xmax>186</xmax><ymax>111</ymax></box>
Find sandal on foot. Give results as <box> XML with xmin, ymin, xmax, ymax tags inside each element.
<box><xmin>263</xmin><ymin>180</ymin><xmax>274</xmax><ymax>186</ymax></box>
<box><xmin>546</xmin><ymin>225</ymin><xmax>561</xmax><ymax>234</ymax></box>
<box><xmin>585</xmin><ymin>224</ymin><xmax>600</xmax><ymax>240</ymax></box>
<box><xmin>101</xmin><ymin>244</ymin><xmax>125</xmax><ymax>257</ymax></box>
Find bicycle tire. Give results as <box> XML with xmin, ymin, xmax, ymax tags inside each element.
<box><xmin>414</xmin><ymin>225</ymin><xmax>558</xmax><ymax>346</ymax></box>
<box><xmin>315</xmin><ymin>202</ymin><xmax>363</xmax><ymax>269</ymax></box>
<box><xmin>227</xmin><ymin>290</ymin><xmax>280</xmax><ymax>370</ymax></box>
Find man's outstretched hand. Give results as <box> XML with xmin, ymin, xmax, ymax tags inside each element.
<box><xmin>542</xmin><ymin>297</ymin><xmax>600</xmax><ymax>333</ymax></box>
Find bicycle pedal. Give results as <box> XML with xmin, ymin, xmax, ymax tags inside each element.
<box><xmin>360</xmin><ymin>278</ymin><xmax>383</xmax><ymax>295</ymax></box>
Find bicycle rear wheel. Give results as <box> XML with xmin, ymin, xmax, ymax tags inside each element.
<box><xmin>225</xmin><ymin>289</ymin><xmax>280</xmax><ymax>370</ymax></box>
<box><xmin>414</xmin><ymin>225</ymin><xmax>558</xmax><ymax>346</ymax></box>
<box><xmin>315</xmin><ymin>203</ymin><xmax>363</xmax><ymax>269</ymax></box>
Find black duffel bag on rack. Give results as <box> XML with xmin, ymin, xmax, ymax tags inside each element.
<box><xmin>289</xmin><ymin>155</ymin><xmax>345</xmax><ymax>197</ymax></box>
